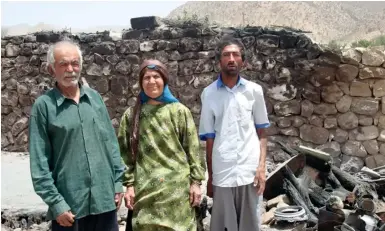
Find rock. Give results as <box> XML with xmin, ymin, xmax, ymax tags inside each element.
<box><xmin>333</xmin><ymin>129</ymin><xmax>349</xmax><ymax>143</ymax></box>
<box><xmin>321</xmin><ymin>83</ymin><xmax>343</xmax><ymax>103</ymax></box>
<box><xmin>337</xmin><ymin>112</ymin><xmax>358</xmax><ymax>130</ymax></box>
<box><xmin>195</xmin><ymin>59</ymin><xmax>213</xmax><ymax>74</ymax></box>
<box><xmin>256</xmin><ymin>34</ymin><xmax>279</xmax><ymax>48</ymax></box>
<box><xmin>267</xmin><ymin>84</ymin><xmax>297</xmax><ymax>102</ymax></box>
<box><xmin>118</xmin><ymin>40</ymin><xmax>140</xmax><ymax>54</ymax></box>
<box><xmin>11</xmin><ymin>117</ymin><xmax>28</xmax><ymax>137</ymax></box>
<box><xmin>373</xmin><ymin>80</ymin><xmax>385</xmax><ymax>97</ymax></box>
<box><xmin>203</xmin><ymin>37</ymin><xmax>219</xmax><ymax>50</ymax></box>
<box><xmin>106</xmin><ymin>54</ymin><xmax>120</xmax><ymax>65</ymax></box>
<box><xmin>130</xmin><ymin>16</ymin><xmax>163</xmax><ymax>30</ymax></box>
<box><xmin>277</xmin><ymin>117</ymin><xmax>292</xmax><ymax>128</ymax></box>
<box><xmin>15</xmin><ymin>56</ymin><xmax>29</xmax><ymax>64</ymax></box>
<box><xmin>300</xmin><ymin>100</ymin><xmax>314</xmax><ymax>118</ymax></box>
<box><xmin>86</xmin><ymin>63</ymin><xmax>103</xmax><ymax>76</ymax></box>
<box><xmin>115</xmin><ymin>61</ymin><xmax>131</xmax><ymax>75</ymax></box>
<box><xmin>110</xmin><ymin>76</ymin><xmax>129</xmax><ymax>96</ymax></box>
<box><xmin>373</xmin><ymin>113</ymin><xmax>385</xmax><ymax>129</ymax></box>
<box><xmin>341</xmin><ymin>155</ymin><xmax>365</xmax><ymax>173</ymax></box>
<box><xmin>359</xmin><ymin>67</ymin><xmax>385</xmax><ymax>79</ymax></box>
<box><xmin>318</xmin><ymin>50</ymin><xmax>341</xmax><ymax>66</ymax></box>
<box><xmin>362</xmin><ymin>140</ymin><xmax>379</xmax><ymax>155</ymax></box>
<box><xmin>198</xmin><ymin>51</ymin><xmax>215</xmax><ymax>59</ymax></box>
<box><xmin>265</xmin><ymin>125</ymin><xmax>280</xmax><ymax>136</ymax></box>
<box><xmin>157</xmin><ymin>40</ymin><xmax>178</xmax><ymax>51</ymax></box>
<box><xmin>379</xmin><ymin>130</ymin><xmax>385</xmax><ymax>142</ymax></box>
<box><xmin>309</xmin><ymin>115</ymin><xmax>323</xmax><ymax>127</ymax></box>
<box><xmin>6</xmin><ymin>79</ymin><xmax>17</xmax><ymax>90</ymax></box>
<box><xmin>274</xmin><ymin>100</ymin><xmax>301</xmax><ymax>116</ymax></box>
<box><xmin>311</xmin><ymin>66</ymin><xmax>336</xmax><ymax>86</ymax></box>
<box><xmin>292</xmin><ymin>116</ymin><xmax>306</xmax><ymax>127</ymax></box>
<box><xmin>349</xmin><ymin>126</ymin><xmax>379</xmax><ymax>141</ymax></box>
<box><xmin>336</xmin><ymin>95</ymin><xmax>352</xmax><ymax>113</ymax></box>
<box><xmin>91</xmin><ymin>42</ymin><xmax>115</xmax><ymax>55</ymax></box>
<box><xmin>350</xmin><ymin>81</ymin><xmax>372</xmax><ymax>97</ymax></box>
<box><xmin>262</xmin><ymin>207</ymin><xmax>277</xmax><ymax>225</ymax></box>
<box><xmin>5</xmin><ymin>44</ymin><xmax>20</xmax><ymax>57</ymax></box>
<box><xmin>20</xmin><ymin>43</ymin><xmax>34</xmax><ymax>56</ymax></box>
<box><xmin>300</xmin><ymin>124</ymin><xmax>329</xmax><ymax>145</ymax></box>
<box><xmin>178</xmin><ymin>60</ymin><xmax>198</xmax><ymax>76</ymax></box>
<box><xmin>280</xmin><ymin>127</ymin><xmax>299</xmax><ymax>136</ymax></box>
<box><xmin>169</xmin><ymin>50</ymin><xmax>182</xmax><ymax>61</ymax></box>
<box><xmin>93</xmin><ymin>53</ymin><xmax>104</xmax><ymax>65</ymax></box>
<box><xmin>29</xmin><ymin>55</ymin><xmax>40</xmax><ymax>66</ymax></box>
<box><xmin>358</xmin><ymin>115</ymin><xmax>373</xmax><ymax>126</ymax></box>
<box><xmin>140</xmin><ymin>41</ymin><xmax>156</xmax><ymax>52</ymax></box>
<box><xmin>179</xmin><ymin>38</ymin><xmax>202</xmax><ymax>52</ymax></box>
<box><xmin>1</xmin><ymin>91</ymin><xmax>19</xmax><ymax>107</ymax></box>
<box><xmin>271</xmin><ymin>149</ymin><xmax>291</xmax><ymax>162</ymax></box>
<box><xmin>366</xmin><ymin>155</ymin><xmax>385</xmax><ymax>169</ymax></box>
<box><xmin>19</xmin><ymin>95</ymin><xmax>31</xmax><ymax>106</ymax></box>
<box><xmin>361</xmin><ymin>49</ymin><xmax>385</xmax><ymax>66</ymax></box>
<box><xmin>336</xmin><ymin>82</ymin><xmax>350</xmax><ymax>95</ymax></box>
<box><xmin>242</xmin><ymin>36</ymin><xmax>256</xmax><ymax>48</ymax></box>
<box><xmin>280</xmin><ymin>34</ymin><xmax>298</xmax><ymax>49</ymax></box>
<box><xmin>336</xmin><ymin>64</ymin><xmax>359</xmax><ymax>82</ymax></box>
<box><xmin>267</xmin><ymin>194</ymin><xmax>290</xmax><ymax>209</ymax></box>
<box><xmin>301</xmin><ymin>83</ymin><xmax>321</xmax><ymax>103</ymax></box>
<box><xmin>351</xmin><ymin>97</ymin><xmax>379</xmax><ymax>115</ymax></box>
<box><xmin>324</xmin><ymin>117</ymin><xmax>337</xmax><ymax>129</ymax></box>
<box><xmin>341</xmin><ymin>141</ymin><xmax>367</xmax><ymax>157</ymax></box>
<box><xmin>316</xmin><ymin>141</ymin><xmax>341</xmax><ymax>158</ymax></box>
<box><xmin>313</xmin><ymin>103</ymin><xmax>337</xmax><ymax>115</ymax></box>
<box><xmin>342</xmin><ymin>49</ymin><xmax>362</xmax><ymax>66</ymax></box>
<box><xmin>381</xmin><ymin>143</ymin><xmax>385</xmax><ymax>155</ymax></box>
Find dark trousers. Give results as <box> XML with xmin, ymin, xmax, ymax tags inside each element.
<box><xmin>125</xmin><ymin>210</ymin><xmax>133</xmax><ymax>231</ymax></box>
<box><xmin>52</xmin><ymin>210</ymin><xmax>119</xmax><ymax>231</ymax></box>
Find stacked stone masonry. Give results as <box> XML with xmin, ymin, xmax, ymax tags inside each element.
<box><xmin>2</xmin><ymin>24</ymin><xmax>385</xmax><ymax>172</ymax></box>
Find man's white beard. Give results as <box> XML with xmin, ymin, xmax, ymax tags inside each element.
<box><xmin>60</xmin><ymin>71</ymin><xmax>81</xmax><ymax>87</ymax></box>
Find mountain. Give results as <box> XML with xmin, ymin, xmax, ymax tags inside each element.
<box><xmin>167</xmin><ymin>1</ymin><xmax>385</xmax><ymax>44</ymax></box>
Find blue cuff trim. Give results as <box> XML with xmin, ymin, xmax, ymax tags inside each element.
<box><xmin>255</xmin><ymin>123</ymin><xmax>270</xmax><ymax>129</ymax></box>
<box><xmin>199</xmin><ymin>133</ymin><xmax>216</xmax><ymax>141</ymax></box>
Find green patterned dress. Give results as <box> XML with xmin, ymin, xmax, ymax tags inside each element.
<box><xmin>118</xmin><ymin>102</ymin><xmax>206</xmax><ymax>231</ymax></box>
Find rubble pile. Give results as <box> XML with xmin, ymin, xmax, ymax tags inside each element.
<box><xmin>262</xmin><ymin>143</ymin><xmax>385</xmax><ymax>231</ymax></box>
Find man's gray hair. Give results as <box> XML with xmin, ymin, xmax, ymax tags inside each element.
<box><xmin>46</xmin><ymin>37</ymin><xmax>83</xmax><ymax>69</ymax></box>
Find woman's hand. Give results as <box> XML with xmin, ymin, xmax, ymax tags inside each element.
<box><xmin>124</xmin><ymin>186</ymin><xmax>135</xmax><ymax>210</ymax></box>
<box><xmin>189</xmin><ymin>182</ymin><xmax>202</xmax><ymax>207</ymax></box>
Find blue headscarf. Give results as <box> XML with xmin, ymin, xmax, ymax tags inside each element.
<box><xmin>138</xmin><ymin>60</ymin><xmax>179</xmax><ymax>104</ymax></box>
<box><xmin>139</xmin><ymin>84</ymin><xmax>179</xmax><ymax>104</ymax></box>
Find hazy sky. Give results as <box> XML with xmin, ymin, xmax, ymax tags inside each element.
<box><xmin>1</xmin><ymin>1</ymin><xmax>187</xmax><ymax>29</ymax></box>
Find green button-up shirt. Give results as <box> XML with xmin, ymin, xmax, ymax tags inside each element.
<box><xmin>28</xmin><ymin>83</ymin><xmax>125</xmax><ymax>220</ymax></box>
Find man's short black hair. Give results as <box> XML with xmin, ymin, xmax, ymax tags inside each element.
<box><xmin>215</xmin><ymin>36</ymin><xmax>246</xmax><ymax>62</ymax></box>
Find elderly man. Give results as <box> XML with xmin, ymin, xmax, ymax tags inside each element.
<box><xmin>29</xmin><ymin>38</ymin><xmax>125</xmax><ymax>231</ymax></box>
<box><xmin>199</xmin><ymin>37</ymin><xmax>270</xmax><ymax>231</ymax></box>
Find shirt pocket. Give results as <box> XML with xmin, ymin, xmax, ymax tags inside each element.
<box><xmin>237</xmin><ymin>100</ymin><xmax>253</xmax><ymax>127</ymax></box>
<box><xmin>216</xmin><ymin>135</ymin><xmax>238</xmax><ymax>162</ymax></box>
<box><xmin>93</xmin><ymin>117</ymin><xmax>109</xmax><ymax>141</ymax></box>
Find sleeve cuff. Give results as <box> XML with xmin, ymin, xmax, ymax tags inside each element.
<box><xmin>115</xmin><ymin>182</ymin><xmax>124</xmax><ymax>193</ymax></box>
<box><xmin>199</xmin><ymin>133</ymin><xmax>215</xmax><ymax>141</ymax></box>
<box><xmin>51</xmin><ymin>200</ymin><xmax>71</xmax><ymax>219</ymax></box>
<box><xmin>255</xmin><ymin>123</ymin><xmax>270</xmax><ymax>129</ymax></box>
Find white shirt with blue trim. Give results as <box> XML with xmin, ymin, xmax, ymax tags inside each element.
<box><xmin>199</xmin><ymin>76</ymin><xmax>270</xmax><ymax>187</ymax></box>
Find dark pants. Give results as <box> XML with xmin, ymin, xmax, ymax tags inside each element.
<box><xmin>125</xmin><ymin>210</ymin><xmax>133</xmax><ymax>231</ymax></box>
<box><xmin>52</xmin><ymin>210</ymin><xmax>119</xmax><ymax>231</ymax></box>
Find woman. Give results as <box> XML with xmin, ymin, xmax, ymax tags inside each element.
<box><xmin>118</xmin><ymin>59</ymin><xmax>206</xmax><ymax>231</ymax></box>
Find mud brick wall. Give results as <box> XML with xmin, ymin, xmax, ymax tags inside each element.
<box><xmin>2</xmin><ymin>23</ymin><xmax>385</xmax><ymax>171</ymax></box>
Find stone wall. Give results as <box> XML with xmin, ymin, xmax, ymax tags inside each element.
<box><xmin>2</xmin><ymin>19</ymin><xmax>385</xmax><ymax>171</ymax></box>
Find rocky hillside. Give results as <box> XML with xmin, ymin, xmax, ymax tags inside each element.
<box><xmin>167</xmin><ymin>1</ymin><xmax>385</xmax><ymax>44</ymax></box>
